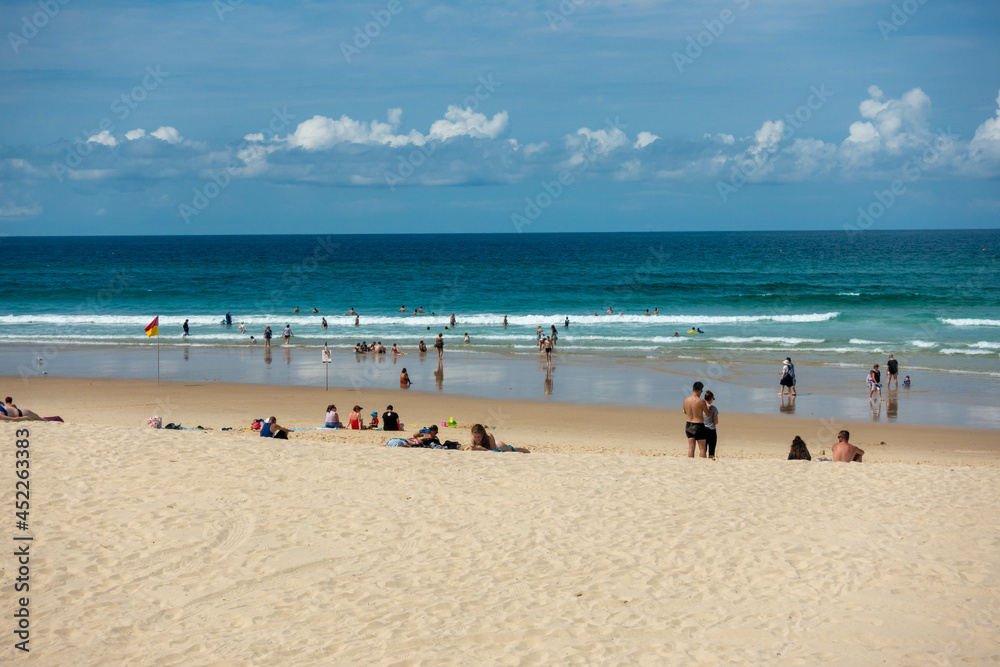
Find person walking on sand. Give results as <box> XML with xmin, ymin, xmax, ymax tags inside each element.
<box><xmin>886</xmin><ymin>354</ymin><xmax>899</xmax><ymax>390</ymax></box>
<box><xmin>779</xmin><ymin>357</ymin><xmax>796</xmax><ymax>396</ymax></box>
<box><xmin>868</xmin><ymin>363</ymin><xmax>883</xmax><ymax>402</ymax></box>
<box><xmin>543</xmin><ymin>335</ymin><xmax>553</xmax><ymax>364</ymax></box>
<box><xmin>282</xmin><ymin>324</ymin><xmax>293</xmax><ymax>345</ymax></box>
<box><xmin>703</xmin><ymin>390</ymin><xmax>720</xmax><ymax>459</ymax></box>
<box><xmin>434</xmin><ymin>333</ymin><xmax>444</xmax><ymax>359</ymax></box>
<box><xmin>683</xmin><ymin>381</ymin><xmax>709</xmax><ymax>458</ymax></box>
<box><xmin>833</xmin><ymin>430</ymin><xmax>864</xmax><ymax>462</ymax></box>
<box><xmin>263</xmin><ymin>325</ymin><xmax>272</xmax><ymax>348</ymax></box>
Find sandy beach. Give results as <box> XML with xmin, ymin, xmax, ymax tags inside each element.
<box><xmin>1</xmin><ymin>377</ymin><xmax>999</xmax><ymax>664</ymax></box>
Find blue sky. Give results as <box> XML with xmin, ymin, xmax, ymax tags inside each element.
<box><xmin>1</xmin><ymin>0</ymin><xmax>999</xmax><ymax>235</ymax></box>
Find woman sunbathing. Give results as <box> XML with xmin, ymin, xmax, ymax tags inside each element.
<box><xmin>468</xmin><ymin>423</ymin><xmax>529</xmax><ymax>453</ymax></box>
<box><xmin>0</xmin><ymin>397</ymin><xmax>43</xmax><ymax>421</ymax></box>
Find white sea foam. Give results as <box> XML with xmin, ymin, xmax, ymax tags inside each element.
<box><xmin>837</xmin><ymin>292</ymin><xmax>861</xmax><ymax>296</ymax></box>
<box><xmin>939</xmin><ymin>348</ymin><xmax>995</xmax><ymax>356</ymax></box>
<box><xmin>849</xmin><ymin>338</ymin><xmax>888</xmax><ymax>345</ymax></box>
<box><xmin>711</xmin><ymin>336</ymin><xmax>824</xmax><ymax>345</ymax></box>
<box><xmin>910</xmin><ymin>340</ymin><xmax>937</xmax><ymax>348</ymax></box>
<box><xmin>939</xmin><ymin>318</ymin><xmax>1000</xmax><ymax>327</ymax></box>
<box><xmin>967</xmin><ymin>341</ymin><xmax>1000</xmax><ymax>349</ymax></box>
<box><xmin>0</xmin><ymin>311</ymin><xmax>843</xmax><ymax>328</ymax></box>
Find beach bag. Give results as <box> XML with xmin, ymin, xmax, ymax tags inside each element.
<box><xmin>443</xmin><ymin>440</ymin><xmax>462</xmax><ymax>450</ymax></box>
<box><xmin>147</xmin><ymin>416</ymin><xmax>162</xmax><ymax>429</ymax></box>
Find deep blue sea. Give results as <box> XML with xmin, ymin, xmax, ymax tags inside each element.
<box><xmin>2</xmin><ymin>230</ymin><xmax>999</xmax><ymax>377</ymax></box>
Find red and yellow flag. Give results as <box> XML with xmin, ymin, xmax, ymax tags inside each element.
<box><xmin>144</xmin><ymin>316</ymin><xmax>159</xmax><ymax>338</ymax></box>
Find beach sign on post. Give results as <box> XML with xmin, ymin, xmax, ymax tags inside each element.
<box><xmin>144</xmin><ymin>316</ymin><xmax>160</xmax><ymax>385</ymax></box>
<box><xmin>322</xmin><ymin>342</ymin><xmax>332</xmax><ymax>391</ymax></box>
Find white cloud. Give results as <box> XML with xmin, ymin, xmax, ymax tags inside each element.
<box><xmin>0</xmin><ymin>204</ymin><xmax>41</xmax><ymax>217</ymax></box>
<box><xmin>151</xmin><ymin>126</ymin><xmax>183</xmax><ymax>144</ymax></box>
<box><xmin>973</xmin><ymin>90</ymin><xmax>1000</xmax><ymax>142</ymax></box>
<box><xmin>845</xmin><ymin>121</ymin><xmax>878</xmax><ymax>144</ymax></box>
<box><xmin>634</xmin><ymin>131</ymin><xmax>660</xmax><ymax>149</ymax></box>
<box><xmin>125</xmin><ymin>129</ymin><xmax>146</xmax><ymax>140</ymax></box>
<box><xmin>86</xmin><ymin>131</ymin><xmax>117</xmax><ymax>147</ymax></box>
<box><xmin>428</xmin><ymin>106</ymin><xmax>508</xmax><ymax>141</ymax></box>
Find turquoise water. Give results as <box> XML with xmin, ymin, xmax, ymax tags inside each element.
<box><xmin>2</xmin><ymin>230</ymin><xmax>998</xmax><ymax>377</ymax></box>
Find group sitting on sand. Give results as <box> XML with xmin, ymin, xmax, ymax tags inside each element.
<box><xmin>384</xmin><ymin>423</ymin><xmax>529</xmax><ymax>452</ymax></box>
<box><xmin>787</xmin><ymin>431</ymin><xmax>864</xmax><ymax>462</ymax></box>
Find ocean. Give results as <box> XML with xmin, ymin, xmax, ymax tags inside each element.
<box><xmin>2</xmin><ymin>230</ymin><xmax>998</xmax><ymax>377</ymax></box>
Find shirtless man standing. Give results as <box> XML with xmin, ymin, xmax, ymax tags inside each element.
<box><xmin>832</xmin><ymin>430</ymin><xmax>864</xmax><ymax>462</ymax></box>
<box><xmin>683</xmin><ymin>381</ymin><xmax>709</xmax><ymax>458</ymax></box>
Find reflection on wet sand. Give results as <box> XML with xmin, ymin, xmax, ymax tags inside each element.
<box><xmin>434</xmin><ymin>360</ymin><xmax>444</xmax><ymax>391</ymax></box>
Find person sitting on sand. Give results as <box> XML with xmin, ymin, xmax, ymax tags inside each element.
<box><xmin>391</xmin><ymin>343</ymin><xmax>400</xmax><ymax>355</ymax></box>
<box><xmin>382</xmin><ymin>405</ymin><xmax>400</xmax><ymax>431</ymax></box>
<box><xmin>0</xmin><ymin>397</ymin><xmax>44</xmax><ymax>421</ymax></box>
<box><xmin>418</xmin><ymin>341</ymin><xmax>427</xmax><ymax>353</ymax></box>
<box><xmin>408</xmin><ymin>424</ymin><xmax>441</xmax><ymax>447</ymax></box>
<box><xmin>832</xmin><ymin>430</ymin><xmax>864</xmax><ymax>462</ymax></box>
<box><xmin>325</xmin><ymin>405</ymin><xmax>342</xmax><ymax>429</ymax></box>
<box><xmin>468</xmin><ymin>423</ymin><xmax>530</xmax><ymax>452</ymax></box>
<box><xmin>368</xmin><ymin>412</ymin><xmax>379</xmax><ymax>429</ymax></box>
<box><xmin>260</xmin><ymin>416</ymin><xmax>290</xmax><ymax>439</ymax></box>
<box><xmin>400</xmin><ymin>368</ymin><xmax>411</xmax><ymax>387</ymax></box>
<box><xmin>349</xmin><ymin>406</ymin><xmax>364</xmax><ymax>430</ymax></box>
<box><xmin>787</xmin><ymin>435</ymin><xmax>811</xmax><ymax>460</ymax></box>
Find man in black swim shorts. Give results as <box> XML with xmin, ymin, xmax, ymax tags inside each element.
<box><xmin>682</xmin><ymin>381</ymin><xmax>710</xmax><ymax>458</ymax></box>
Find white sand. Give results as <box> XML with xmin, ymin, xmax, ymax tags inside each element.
<box><xmin>6</xmin><ymin>421</ymin><xmax>999</xmax><ymax>665</ymax></box>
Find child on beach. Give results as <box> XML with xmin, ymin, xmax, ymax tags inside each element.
<box><xmin>369</xmin><ymin>412</ymin><xmax>379</xmax><ymax>429</ymax></box>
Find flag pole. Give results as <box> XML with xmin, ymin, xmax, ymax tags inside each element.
<box><xmin>156</xmin><ymin>326</ymin><xmax>160</xmax><ymax>386</ymax></box>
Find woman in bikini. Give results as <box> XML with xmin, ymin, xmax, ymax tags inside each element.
<box><xmin>0</xmin><ymin>397</ymin><xmax>43</xmax><ymax>421</ymax></box>
<box><xmin>467</xmin><ymin>423</ymin><xmax>529</xmax><ymax>452</ymax></box>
